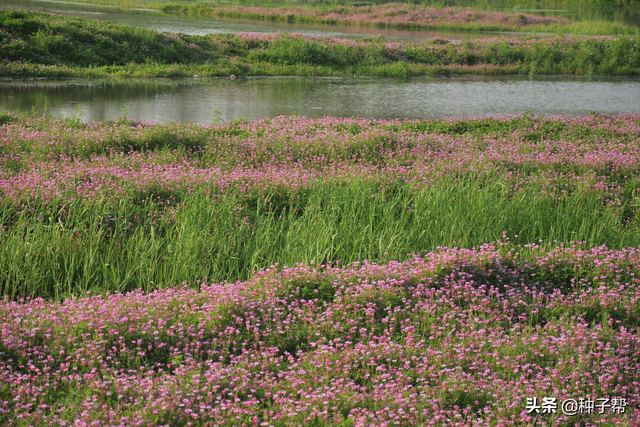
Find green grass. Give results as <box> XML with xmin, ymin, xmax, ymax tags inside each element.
<box><xmin>1</xmin><ymin>111</ymin><xmax>639</xmax><ymax>302</ymax></box>
<box><xmin>2</xmin><ymin>173</ymin><xmax>639</xmax><ymax>301</ymax></box>
<box><xmin>159</xmin><ymin>3</ymin><xmax>638</xmax><ymax>35</ymax></box>
<box><xmin>11</xmin><ymin>0</ymin><xmax>640</xmax><ymax>28</ymax></box>
<box><xmin>2</xmin><ymin>10</ymin><xmax>639</xmax><ymax>79</ymax></box>
<box><xmin>457</xmin><ymin>0</ymin><xmax>639</xmax><ymax>7</ymax></box>
<box><xmin>18</xmin><ymin>0</ymin><xmax>640</xmax><ymax>7</ymax></box>
<box><xmin>13</xmin><ymin>0</ymin><xmax>640</xmax><ymax>8</ymax></box>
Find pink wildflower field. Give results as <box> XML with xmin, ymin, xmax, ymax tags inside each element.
<box><xmin>0</xmin><ymin>112</ymin><xmax>639</xmax><ymax>425</ymax></box>
<box><xmin>1</xmin><ymin>0</ymin><xmax>640</xmax><ymax>424</ymax></box>
<box><xmin>1</xmin><ymin>240</ymin><xmax>639</xmax><ymax>426</ymax></box>
<box><xmin>163</xmin><ymin>3</ymin><xmax>571</xmax><ymax>33</ymax></box>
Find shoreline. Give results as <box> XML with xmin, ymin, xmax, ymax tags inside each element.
<box><xmin>2</xmin><ymin>11</ymin><xmax>639</xmax><ymax>79</ymax></box>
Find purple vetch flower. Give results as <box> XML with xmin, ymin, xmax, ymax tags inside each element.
<box><xmin>0</xmin><ymin>240</ymin><xmax>638</xmax><ymax>424</ymax></box>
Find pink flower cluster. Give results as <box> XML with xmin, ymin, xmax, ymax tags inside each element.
<box><xmin>0</xmin><ymin>240</ymin><xmax>638</xmax><ymax>425</ymax></box>
<box><xmin>0</xmin><ymin>114</ymin><xmax>638</xmax><ymax>206</ymax></box>
<box><xmin>192</xmin><ymin>3</ymin><xmax>570</xmax><ymax>31</ymax></box>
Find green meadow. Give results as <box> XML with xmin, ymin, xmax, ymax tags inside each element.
<box><xmin>2</xmin><ymin>11</ymin><xmax>639</xmax><ymax>80</ymax></box>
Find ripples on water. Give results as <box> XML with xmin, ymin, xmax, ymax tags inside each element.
<box><xmin>2</xmin><ymin>77</ymin><xmax>639</xmax><ymax>123</ymax></box>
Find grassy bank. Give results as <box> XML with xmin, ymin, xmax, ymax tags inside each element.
<box><xmin>8</xmin><ymin>0</ymin><xmax>638</xmax><ymax>35</ymax></box>
<box><xmin>1</xmin><ymin>111</ymin><xmax>640</xmax><ymax>299</ymax></box>
<box><xmin>20</xmin><ymin>0</ymin><xmax>640</xmax><ymax>8</ymax></box>
<box><xmin>15</xmin><ymin>0</ymin><xmax>640</xmax><ymax>10</ymax></box>
<box><xmin>457</xmin><ymin>0</ymin><xmax>640</xmax><ymax>7</ymax></box>
<box><xmin>160</xmin><ymin>2</ymin><xmax>637</xmax><ymax>35</ymax></box>
<box><xmin>2</xmin><ymin>11</ymin><xmax>639</xmax><ymax>78</ymax></box>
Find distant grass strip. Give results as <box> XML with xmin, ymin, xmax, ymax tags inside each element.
<box><xmin>462</xmin><ymin>0</ymin><xmax>639</xmax><ymax>7</ymax></box>
<box><xmin>17</xmin><ymin>0</ymin><xmax>640</xmax><ymax>12</ymax></box>
<box><xmin>1</xmin><ymin>112</ymin><xmax>640</xmax><ymax>299</ymax></box>
<box><xmin>160</xmin><ymin>2</ymin><xmax>637</xmax><ymax>35</ymax></box>
<box><xmin>1</xmin><ymin>10</ymin><xmax>639</xmax><ymax>78</ymax></box>
<box><xmin>8</xmin><ymin>0</ymin><xmax>637</xmax><ymax>35</ymax></box>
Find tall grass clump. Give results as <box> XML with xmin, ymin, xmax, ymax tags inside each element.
<box><xmin>1</xmin><ymin>176</ymin><xmax>637</xmax><ymax>300</ymax></box>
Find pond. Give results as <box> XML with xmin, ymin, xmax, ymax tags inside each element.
<box><xmin>2</xmin><ymin>76</ymin><xmax>639</xmax><ymax>123</ymax></box>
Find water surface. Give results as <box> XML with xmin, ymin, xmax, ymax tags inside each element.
<box><xmin>2</xmin><ymin>76</ymin><xmax>638</xmax><ymax>123</ymax></box>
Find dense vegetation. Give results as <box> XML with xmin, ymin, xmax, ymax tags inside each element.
<box><xmin>1</xmin><ymin>111</ymin><xmax>639</xmax><ymax>300</ymax></box>
<box><xmin>468</xmin><ymin>0</ymin><xmax>639</xmax><ymax>7</ymax></box>
<box><xmin>1</xmin><ymin>3</ymin><xmax>639</xmax><ymax>424</ymax></box>
<box><xmin>160</xmin><ymin>2</ymin><xmax>637</xmax><ymax>35</ymax></box>
<box><xmin>2</xmin><ymin>11</ymin><xmax>639</xmax><ymax>78</ymax></box>
<box><xmin>16</xmin><ymin>0</ymin><xmax>640</xmax><ymax>8</ymax></box>
<box><xmin>25</xmin><ymin>0</ymin><xmax>640</xmax><ymax>7</ymax></box>
<box><xmin>11</xmin><ymin>0</ymin><xmax>640</xmax><ymax>29</ymax></box>
<box><xmin>1</xmin><ymin>239</ymin><xmax>639</xmax><ymax>425</ymax></box>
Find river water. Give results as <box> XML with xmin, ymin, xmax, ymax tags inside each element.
<box><xmin>2</xmin><ymin>76</ymin><xmax>639</xmax><ymax>123</ymax></box>
<box><xmin>1</xmin><ymin>0</ymin><xmax>639</xmax><ymax>122</ymax></box>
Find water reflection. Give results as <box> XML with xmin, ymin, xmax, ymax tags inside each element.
<box><xmin>2</xmin><ymin>76</ymin><xmax>639</xmax><ymax>123</ymax></box>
